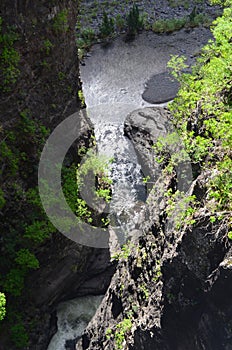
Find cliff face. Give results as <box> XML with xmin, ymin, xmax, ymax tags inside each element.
<box><xmin>0</xmin><ymin>2</ymin><xmax>115</xmax><ymax>349</ymax></box>
<box><xmin>0</xmin><ymin>0</ymin><xmax>80</xmax><ymax>127</ymax></box>
<box><xmin>76</xmin><ymin>108</ymin><xmax>232</xmax><ymax>350</ymax></box>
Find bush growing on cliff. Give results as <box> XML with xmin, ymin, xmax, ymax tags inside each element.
<box><xmin>53</xmin><ymin>9</ymin><xmax>69</xmax><ymax>33</ymax></box>
<box><xmin>0</xmin><ymin>17</ymin><xmax>20</xmax><ymax>91</ymax></box>
<box><xmin>167</xmin><ymin>0</ymin><xmax>232</xmax><ymax>215</ymax></box>
<box><xmin>0</xmin><ymin>293</ymin><xmax>6</xmax><ymax>321</ymax></box>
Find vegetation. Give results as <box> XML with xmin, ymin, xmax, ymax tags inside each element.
<box><xmin>0</xmin><ymin>292</ymin><xmax>6</xmax><ymax>321</ymax></box>
<box><xmin>99</xmin><ymin>11</ymin><xmax>115</xmax><ymax>39</ymax></box>
<box><xmin>166</xmin><ymin>0</ymin><xmax>232</xmax><ymax>227</ymax></box>
<box><xmin>52</xmin><ymin>9</ymin><xmax>69</xmax><ymax>33</ymax></box>
<box><xmin>62</xmin><ymin>150</ymin><xmax>112</xmax><ymax>226</ymax></box>
<box><xmin>111</xmin><ymin>243</ymin><xmax>133</xmax><ymax>261</ymax></box>
<box><xmin>76</xmin><ymin>0</ymin><xmax>217</xmax><ymax>57</ymax></box>
<box><xmin>0</xmin><ymin>0</ymin><xmax>231</xmax><ymax>347</ymax></box>
<box><xmin>152</xmin><ymin>17</ymin><xmax>187</xmax><ymax>33</ymax></box>
<box><xmin>0</xmin><ymin>17</ymin><xmax>20</xmax><ymax>91</ymax></box>
<box><xmin>126</xmin><ymin>4</ymin><xmax>143</xmax><ymax>38</ymax></box>
<box><xmin>115</xmin><ymin>318</ymin><xmax>132</xmax><ymax>349</ymax></box>
<box><xmin>0</xmin><ymin>112</ymin><xmax>54</xmax><ymax>344</ymax></box>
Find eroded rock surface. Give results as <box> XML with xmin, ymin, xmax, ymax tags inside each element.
<box><xmin>76</xmin><ymin>107</ymin><xmax>231</xmax><ymax>350</ymax></box>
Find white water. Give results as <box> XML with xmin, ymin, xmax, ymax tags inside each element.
<box><xmin>47</xmin><ymin>28</ymin><xmax>213</xmax><ymax>350</ymax></box>
<box><xmin>86</xmin><ymin>103</ymin><xmax>146</xmax><ymax>237</ymax></box>
<box><xmin>47</xmin><ymin>295</ymin><xmax>103</xmax><ymax>350</ymax></box>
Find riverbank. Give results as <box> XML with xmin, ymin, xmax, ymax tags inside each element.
<box><xmin>80</xmin><ymin>26</ymin><xmax>213</xmax><ymax>106</ymax></box>
<box><xmin>78</xmin><ymin>0</ymin><xmax>221</xmax><ymax>34</ymax></box>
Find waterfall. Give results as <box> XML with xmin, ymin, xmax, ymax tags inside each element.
<box><xmin>47</xmin><ymin>295</ymin><xmax>103</xmax><ymax>350</ymax></box>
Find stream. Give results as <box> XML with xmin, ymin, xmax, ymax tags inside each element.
<box><xmin>47</xmin><ymin>27</ymin><xmax>213</xmax><ymax>349</ymax></box>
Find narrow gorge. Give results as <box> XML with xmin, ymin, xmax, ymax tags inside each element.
<box><xmin>0</xmin><ymin>1</ymin><xmax>231</xmax><ymax>350</ymax></box>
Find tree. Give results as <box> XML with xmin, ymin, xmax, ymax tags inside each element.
<box><xmin>126</xmin><ymin>4</ymin><xmax>143</xmax><ymax>39</ymax></box>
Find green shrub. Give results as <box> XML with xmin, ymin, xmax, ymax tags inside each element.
<box><xmin>77</xmin><ymin>28</ymin><xmax>96</xmax><ymax>54</ymax></box>
<box><xmin>126</xmin><ymin>4</ymin><xmax>143</xmax><ymax>37</ymax></box>
<box><xmin>115</xmin><ymin>318</ymin><xmax>132</xmax><ymax>349</ymax></box>
<box><xmin>168</xmin><ymin>1</ymin><xmax>232</xmax><ymax>214</ymax></box>
<box><xmin>0</xmin><ymin>17</ymin><xmax>20</xmax><ymax>91</ymax></box>
<box><xmin>152</xmin><ymin>17</ymin><xmax>186</xmax><ymax>33</ymax></box>
<box><xmin>42</xmin><ymin>39</ymin><xmax>53</xmax><ymax>55</ymax></box>
<box><xmin>15</xmin><ymin>249</ymin><xmax>39</xmax><ymax>270</ymax></box>
<box><xmin>0</xmin><ymin>188</ymin><xmax>6</xmax><ymax>209</ymax></box>
<box><xmin>3</xmin><ymin>269</ymin><xmax>25</xmax><ymax>297</ymax></box>
<box><xmin>24</xmin><ymin>220</ymin><xmax>55</xmax><ymax>243</ymax></box>
<box><xmin>10</xmin><ymin>322</ymin><xmax>29</xmax><ymax>348</ymax></box>
<box><xmin>115</xmin><ymin>14</ymin><xmax>125</xmax><ymax>31</ymax></box>
<box><xmin>0</xmin><ymin>292</ymin><xmax>6</xmax><ymax>321</ymax></box>
<box><xmin>99</xmin><ymin>12</ymin><xmax>115</xmax><ymax>39</ymax></box>
<box><xmin>53</xmin><ymin>9</ymin><xmax>69</xmax><ymax>33</ymax></box>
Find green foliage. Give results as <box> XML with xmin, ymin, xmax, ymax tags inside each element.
<box><xmin>139</xmin><ymin>284</ymin><xmax>149</xmax><ymax>300</ymax></box>
<box><xmin>153</xmin><ymin>265</ymin><xmax>162</xmax><ymax>282</ymax></box>
<box><xmin>209</xmin><ymin>158</ymin><xmax>232</xmax><ymax>211</ymax></box>
<box><xmin>115</xmin><ymin>318</ymin><xmax>132</xmax><ymax>349</ymax></box>
<box><xmin>0</xmin><ymin>141</ymin><xmax>19</xmax><ymax>177</ymax></box>
<box><xmin>62</xmin><ymin>151</ymin><xmax>112</xmax><ymax>225</ymax></box>
<box><xmin>10</xmin><ymin>322</ymin><xmax>29</xmax><ymax>348</ymax></box>
<box><xmin>106</xmin><ymin>327</ymin><xmax>113</xmax><ymax>340</ymax></box>
<box><xmin>111</xmin><ymin>243</ymin><xmax>133</xmax><ymax>261</ymax></box>
<box><xmin>15</xmin><ymin>249</ymin><xmax>39</xmax><ymax>270</ymax></box>
<box><xmin>168</xmin><ymin>1</ymin><xmax>232</xmax><ymax>215</ymax></box>
<box><xmin>78</xmin><ymin>89</ymin><xmax>85</xmax><ymax>107</ymax></box>
<box><xmin>126</xmin><ymin>4</ymin><xmax>143</xmax><ymax>37</ymax></box>
<box><xmin>0</xmin><ymin>17</ymin><xmax>20</xmax><ymax>91</ymax></box>
<box><xmin>42</xmin><ymin>39</ymin><xmax>53</xmax><ymax>55</ymax></box>
<box><xmin>0</xmin><ymin>292</ymin><xmax>6</xmax><ymax>321</ymax></box>
<box><xmin>24</xmin><ymin>220</ymin><xmax>55</xmax><ymax>243</ymax></box>
<box><xmin>167</xmin><ymin>55</ymin><xmax>188</xmax><ymax>81</ymax></box>
<box><xmin>53</xmin><ymin>9</ymin><xmax>69</xmax><ymax>33</ymax></box>
<box><xmin>76</xmin><ymin>197</ymin><xmax>92</xmax><ymax>223</ymax></box>
<box><xmin>152</xmin><ymin>11</ymin><xmax>212</xmax><ymax>34</ymax></box>
<box><xmin>164</xmin><ymin>189</ymin><xmax>196</xmax><ymax>229</ymax></box>
<box><xmin>152</xmin><ymin>17</ymin><xmax>186</xmax><ymax>33</ymax></box>
<box><xmin>80</xmin><ymin>27</ymin><xmax>95</xmax><ymax>45</ymax></box>
<box><xmin>115</xmin><ymin>14</ymin><xmax>125</xmax><ymax>31</ymax></box>
<box><xmin>3</xmin><ymin>269</ymin><xmax>25</xmax><ymax>297</ymax></box>
<box><xmin>99</xmin><ymin>12</ymin><xmax>115</xmax><ymax>39</ymax></box>
<box><xmin>77</xmin><ymin>28</ymin><xmax>96</xmax><ymax>58</ymax></box>
<box><xmin>0</xmin><ymin>114</ymin><xmax>51</xmax><ymax>305</ymax></box>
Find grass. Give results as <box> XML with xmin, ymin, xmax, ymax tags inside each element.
<box><xmin>152</xmin><ymin>17</ymin><xmax>187</xmax><ymax>33</ymax></box>
<box><xmin>152</xmin><ymin>13</ymin><xmax>212</xmax><ymax>34</ymax></box>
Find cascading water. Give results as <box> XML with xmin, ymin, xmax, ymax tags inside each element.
<box><xmin>47</xmin><ymin>295</ymin><xmax>104</xmax><ymax>350</ymax></box>
<box><xmin>86</xmin><ymin>103</ymin><xmax>147</xmax><ymax>239</ymax></box>
<box><xmin>47</xmin><ymin>27</ymin><xmax>213</xmax><ymax>349</ymax></box>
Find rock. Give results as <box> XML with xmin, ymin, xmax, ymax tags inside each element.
<box><xmin>124</xmin><ymin>107</ymin><xmax>171</xmax><ymax>187</ymax></box>
<box><xmin>0</xmin><ymin>1</ymin><xmax>115</xmax><ymax>349</ymax></box>
<box><xmin>142</xmin><ymin>72</ymin><xmax>180</xmax><ymax>104</ymax></box>
<box><xmin>66</xmin><ymin>339</ymin><xmax>79</xmax><ymax>350</ymax></box>
<box><xmin>75</xmin><ymin>107</ymin><xmax>232</xmax><ymax>350</ymax></box>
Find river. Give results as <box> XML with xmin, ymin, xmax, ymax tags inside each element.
<box><xmin>47</xmin><ymin>27</ymin><xmax>213</xmax><ymax>350</ymax></box>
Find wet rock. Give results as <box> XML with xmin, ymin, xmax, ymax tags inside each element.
<box><xmin>66</xmin><ymin>338</ymin><xmax>79</xmax><ymax>350</ymax></box>
<box><xmin>124</xmin><ymin>107</ymin><xmax>171</xmax><ymax>185</ymax></box>
<box><xmin>142</xmin><ymin>72</ymin><xmax>180</xmax><ymax>104</ymax></box>
<box><xmin>75</xmin><ymin>107</ymin><xmax>231</xmax><ymax>350</ymax></box>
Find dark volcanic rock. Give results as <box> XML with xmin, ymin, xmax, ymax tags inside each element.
<box><xmin>0</xmin><ymin>1</ymin><xmax>115</xmax><ymax>350</ymax></box>
<box><xmin>0</xmin><ymin>0</ymin><xmax>82</xmax><ymax>129</ymax></box>
<box><xmin>76</xmin><ymin>107</ymin><xmax>232</xmax><ymax>350</ymax></box>
<box><xmin>142</xmin><ymin>72</ymin><xmax>180</xmax><ymax>104</ymax></box>
<box><xmin>124</xmin><ymin>106</ymin><xmax>171</xmax><ymax>190</ymax></box>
